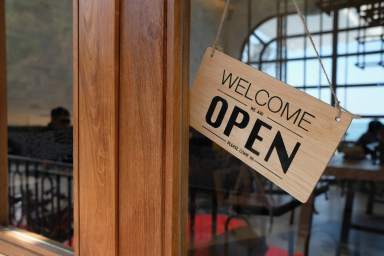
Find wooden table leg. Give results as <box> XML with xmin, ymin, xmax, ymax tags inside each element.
<box><xmin>211</xmin><ymin>190</ymin><xmax>218</xmax><ymax>238</ymax></box>
<box><xmin>366</xmin><ymin>181</ymin><xmax>375</xmax><ymax>215</ymax></box>
<box><xmin>296</xmin><ymin>195</ymin><xmax>314</xmax><ymax>256</ymax></box>
<box><xmin>337</xmin><ymin>181</ymin><xmax>354</xmax><ymax>256</ymax></box>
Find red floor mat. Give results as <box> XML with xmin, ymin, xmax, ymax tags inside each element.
<box><xmin>190</xmin><ymin>214</ymin><xmax>303</xmax><ymax>256</ymax></box>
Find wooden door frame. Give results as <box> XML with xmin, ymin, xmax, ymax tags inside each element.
<box><xmin>74</xmin><ymin>0</ymin><xmax>119</xmax><ymax>253</ymax></box>
<box><xmin>74</xmin><ymin>0</ymin><xmax>189</xmax><ymax>255</ymax></box>
<box><xmin>0</xmin><ymin>0</ymin><xmax>189</xmax><ymax>255</ymax></box>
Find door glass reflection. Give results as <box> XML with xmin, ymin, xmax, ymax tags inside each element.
<box><xmin>6</xmin><ymin>0</ymin><xmax>73</xmax><ymax>246</ymax></box>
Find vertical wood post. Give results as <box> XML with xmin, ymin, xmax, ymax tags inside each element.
<box><xmin>118</xmin><ymin>0</ymin><xmax>189</xmax><ymax>255</ymax></box>
<box><xmin>75</xmin><ymin>0</ymin><xmax>189</xmax><ymax>255</ymax></box>
<box><xmin>75</xmin><ymin>0</ymin><xmax>119</xmax><ymax>255</ymax></box>
<box><xmin>164</xmin><ymin>0</ymin><xmax>190</xmax><ymax>254</ymax></box>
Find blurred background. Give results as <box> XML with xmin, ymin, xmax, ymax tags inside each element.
<box><xmin>189</xmin><ymin>0</ymin><xmax>384</xmax><ymax>255</ymax></box>
<box><xmin>3</xmin><ymin>0</ymin><xmax>384</xmax><ymax>255</ymax></box>
<box><xmin>5</xmin><ymin>0</ymin><xmax>73</xmax><ymax>247</ymax></box>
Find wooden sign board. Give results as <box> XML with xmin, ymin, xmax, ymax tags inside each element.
<box><xmin>190</xmin><ymin>48</ymin><xmax>352</xmax><ymax>202</ymax></box>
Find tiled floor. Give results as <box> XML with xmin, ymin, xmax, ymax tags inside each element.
<box><xmin>190</xmin><ymin>186</ymin><xmax>384</xmax><ymax>255</ymax></box>
<box><xmin>261</xmin><ymin>186</ymin><xmax>384</xmax><ymax>255</ymax></box>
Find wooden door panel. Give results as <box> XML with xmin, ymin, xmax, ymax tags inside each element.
<box><xmin>77</xmin><ymin>0</ymin><xmax>119</xmax><ymax>255</ymax></box>
<box><xmin>118</xmin><ymin>0</ymin><xmax>189</xmax><ymax>255</ymax></box>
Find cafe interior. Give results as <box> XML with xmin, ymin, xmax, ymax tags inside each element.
<box><xmin>2</xmin><ymin>0</ymin><xmax>384</xmax><ymax>255</ymax></box>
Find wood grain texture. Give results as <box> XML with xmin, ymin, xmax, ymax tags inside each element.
<box><xmin>180</xmin><ymin>0</ymin><xmax>190</xmax><ymax>254</ymax></box>
<box><xmin>190</xmin><ymin>48</ymin><xmax>352</xmax><ymax>202</ymax></box>
<box><xmin>0</xmin><ymin>240</ymin><xmax>37</xmax><ymax>256</ymax></box>
<box><xmin>119</xmin><ymin>0</ymin><xmax>164</xmax><ymax>254</ymax></box>
<box><xmin>164</xmin><ymin>0</ymin><xmax>190</xmax><ymax>255</ymax></box>
<box><xmin>0</xmin><ymin>228</ymin><xmax>73</xmax><ymax>256</ymax></box>
<box><xmin>78</xmin><ymin>0</ymin><xmax>119</xmax><ymax>255</ymax></box>
<box><xmin>119</xmin><ymin>0</ymin><xmax>188</xmax><ymax>255</ymax></box>
<box><xmin>0</xmin><ymin>0</ymin><xmax>8</xmax><ymax>226</ymax></box>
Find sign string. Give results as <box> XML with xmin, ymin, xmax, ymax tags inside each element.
<box><xmin>211</xmin><ymin>0</ymin><xmax>231</xmax><ymax>58</ymax></box>
<box><xmin>211</xmin><ymin>0</ymin><xmax>360</xmax><ymax>120</ymax></box>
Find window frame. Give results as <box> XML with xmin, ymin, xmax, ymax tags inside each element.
<box><xmin>0</xmin><ymin>0</ymin><xmax>189</xmax><ymax>255</ymax></box>
<box><xmin>241</xmin><ymin>8</ymin><xmax>384</xmax><ymax>120</ymax></box>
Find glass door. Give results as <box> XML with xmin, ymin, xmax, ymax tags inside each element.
<box><xmin>5</xmin><ymin>0</ymin><xmax>73</xmax><ymax>248</ymax></box>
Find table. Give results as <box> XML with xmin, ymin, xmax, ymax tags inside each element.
<box><xmin>324</xmin><ymin>154</ymin><xmax>384</xmax><ymax>256</ymax></box>
<box><xmin>325</xmin><ymin>154</ymin><xmax>384</xmax><ymax>181</ymax></box>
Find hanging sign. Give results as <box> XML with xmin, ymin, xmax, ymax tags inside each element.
<box><xmin>190</xmin><ymin>48</ymin><xmax>352</xmax><ymax>202</ymax></box>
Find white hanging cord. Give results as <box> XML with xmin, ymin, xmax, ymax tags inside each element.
<box><xmin>211</xmin><ymin>0</ymin><xmax>231</xmax><ymax>57</ymax></box>
<box><xmin>291</xmin><ymin>0</ymin><xmax>360</xmax><ymax>119</ymax></box>
<box><xmin>291</xmin><ymin>0</ymin><xmax>342</xmax><ymax>120</ymax></box>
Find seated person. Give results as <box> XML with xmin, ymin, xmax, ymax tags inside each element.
<box><xmin>378</xmin><ymin>126</ymin><xmax>384</xmax><ymax>164</ymax></box>
<box><xmin>356</xmin><ymin>120</ymin><xmax>383</xmax><ymax>155</ymax></box>
<box><xmin>47</xmin><ymin>107</ymin><xmax>71</xmax><ymax>130</ymax></box>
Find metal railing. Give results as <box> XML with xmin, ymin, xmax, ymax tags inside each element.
<box><xmin>8</xmin><ymin>155</ymin><xmax>73</xmax><ymax>243</ymax></box>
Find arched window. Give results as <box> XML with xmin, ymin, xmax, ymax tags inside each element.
<box><xmin>241</xmin><ymin>5</ymin><xmax>384</xmax><ymax>141</ymax></box>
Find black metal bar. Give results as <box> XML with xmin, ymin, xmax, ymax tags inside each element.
<box><xmin>247</xmin><ymin>0</ymin><xmax>251</xmax><ymax>67</ymax></box>
<box><xmin>304</xmin><ymin>198</ymin><xmax>314</xmax><ymax>256</ymax></box>
<box><xmin>357</xmin><ymin>10</ymin><xmax>363</xmax><ymax>68</ymax></box>
<box><xmin>361</xmin><ymin>19</ymin><xmax>367</xmax><ymax>68</ymax></box>
<box><xmin>317</xmin><ymin>0</ymin><xmax>381</xmax><ymax>12</ymax></box>
<box><xmin>304</xmin><ymin>0</ymin><xmax>308</xmax><ymax>91</ymax></box>
<box><xmin>252</xmin><ymin>32</ymin><xmax>266</xmax><ymax>45</ymax></box>
<box><xmin>294</xmin><ymin>82</ymin><xmax>384</xmax><ymax>89</ymax></box>
<box><xmin>289</xmin><ymin>208</ymin><xmax>295</xmax><ymax>225</ymax></box>
<box><xmin>8</xmin><ymin>156</ymin><xmax>74</xmax><ymax>242</ymax></box>
<box><xmin>344</xmin><ymin>7</ymin><xmax>351</xmax><ymax>108</ymax></box>
<box><xmin>276</xmin><ymin>0</ymin><xmax>282</xmax><ymax>78</ymax></box>
<box><xmin>48</xmin><ymin>175</ymin><xmax>55</xmax><ymax>218</ymax></box>
<box><xmin>248</xmin><ymin>49</ymin><xmax>384</xmax><ymax>64</ymax></box>
<box><xmin>338</xmin><ymin>181</ymin><xmax>354</xmax><ymax>256</ymax></box>
<box><xmin>56</xmin><ymin>174</ymin><xmax>61</xmax><ymax>215</ymax></box>
<box><xmin>257</xmin><ymin>24</ymin><xmax>381</xmax><ymax>57</ymax></box>
<box><xmin>380</xmin><ymin>34</ymin><xmax>384</xmax><ymax>66</ymax></box>
<box><xmin>33</xmin><ymin>162</ymin><xmax>40</xmax><ymax>232</ymax></box>
<box><xmin>8</xmin><ymin>155</ymin><xmax>72</xmax><ymax>169</ymax></box>
<box><xmin>284</xmin><ymin>0</ymin><xmax>288</xmax><ymax>82</ymax></box>
<box><xmin>67</xmin><ymin>176</ymin><xmax>73</xmax><ymax>244</ymax></box>
<box><xmin>366</xmin><ymin>181</ymin><xmax>376</xmax><ymax>215</ymax></box>
<box><xmin>350</xmin><ymin>223</ymin><xmax>384</xmax><ymax>235</ymax></box>
<box><xmin>251</xmin><ymin>22</ymin><xmax>384</xmax><ymax>67</ymax></box>
<box><xmin>357</xmin><ymin>115</ymin><xmax>384</xmax><ymax>118</ymax></box>
<box><xmin>8</xmin><ymin>160</ymin><xmax>14</xmax><ymax>223</ymax></box>
<box><xmin>25</xmin><ymin>162</ymin><xmax>31</xmax><ymax>227</ymax></box>
<box><xmin>318</xmin><ymin>7</ymin><xmax>324</xmax><ymax>99</ymax></box>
